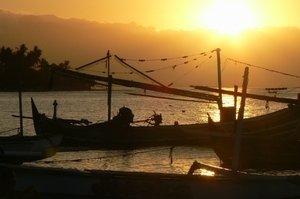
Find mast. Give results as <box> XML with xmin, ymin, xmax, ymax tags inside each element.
<box><xmin>107</xmin><ymin>50</ymin><xmax>112</xmax><ymax>121</ymax></box>
<box><xmin>214</xmin><ymin>48</ymin><xmax>222</xmax><ymax>109</ymax></box>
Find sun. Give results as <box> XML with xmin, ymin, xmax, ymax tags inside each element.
<box><xmin>201</xmin><ymin>0</ymin><xmax>256</xmax><ymax>35</ymax></box>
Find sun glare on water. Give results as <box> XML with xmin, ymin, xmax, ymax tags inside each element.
<box><xmin>201</xmin><ymin>0</ymin><xmax>256</xmax><ymax>36</ymax></box>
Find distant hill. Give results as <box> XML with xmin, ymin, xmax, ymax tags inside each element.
<box><xmin>1</xmin><ymin>9</ymin><xmax>299</xmax><ymax>87</ymax></box>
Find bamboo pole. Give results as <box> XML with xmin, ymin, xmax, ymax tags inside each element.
<box><xmin>107</xmin><ymin>50</ymin><xmax>111</xmax><ymax>121</ymax></box>
<box><xmin>191</xmin><ymin>85</ymin><xmax>300</xmax><ymax>104</ymax></box>
<box><xmin>214</xmin><ymin>48</ymin><xmax>222</xmax><ymax>108</ymax></box>
<box><xmin>51</xmin><ymin>65</ymin><xmax>219</xmax><ymax>101</ymax></box>
<box><xmin>232</xmin><ymin>67</ymin><xmax>249</xmax><ymax>172</ymax></box>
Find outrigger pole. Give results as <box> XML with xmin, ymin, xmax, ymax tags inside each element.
<box><xmin>75</xmin><ymin>56</ymin><xmax>111</xmax><ymax>71</ymax></box>
<box><xmin>51</xmin><ymin>67</ymin><xmax>219</xmax><ymax>101</ymax></box>
<box><xmin>191</xmin><ymin>85</ymin><xmax>300</xmax><ymax>105</ymax></box>
<box><xmin>114</xmin><ymin>55</ymin><xmax>166</xmax><ymax>87</ymax></box>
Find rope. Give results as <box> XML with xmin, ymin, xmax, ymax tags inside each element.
<box><xmin>167</xmin><ymin>55</ymin><xmax>213</xmax><ymax>87</ymax></box>
<box><xmin>285</xmin><ymin>87</ymin><xmax>300</xmax><ymax>94</ymax></box>
<box><xmin>0</xmin><ymin>124</ymin><xmax>34</xmax><ymax>135</ymax></box>
<box><xmin>34</xmin><ymin>146</ymin><xmax>175</xmax><ymax>164</ymax></box>
<box><xmin>113</xmin><ymin>54</ymin><xmax>212</xmax><ymax>75</ymax></box>
<box><xmin>119</xmin><ymin>51</ymin><xmax>211</xmax><ymax>62</ymax></box>
<box><xmin>0</xmin><ymin>128</ymin><xmax>20</xmax><ymax>134</ymax></box>
<box><xmin>62</xmin><ymin>49</ymin><xmax>216</xmax><ymax>89</ymax></box>
<box><xmin>226</xmin><ymin>57</ymin><xmax>300</xmax><ymax>79</ymax></box>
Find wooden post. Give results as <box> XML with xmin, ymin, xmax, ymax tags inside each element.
<box><xmin>18</xmin><ymin>87</ymin><xmax>23</xmax><ymax>136</ymax></box>
<box><xmin>232</xmin><ymin>67</ymin><xmax>249</xmax><ymax>173</ymax></box>
<box><xmin>108</xmin><ymin>75</ymin><xmax>112</xmax><ymax>121</ymax></box>
<box><xmin>107</xmin><ymin>50</ymin><xmax>110</xmax><ymax>79</ymax></box>
<box><xmin>107</xmin><ymin>50</ymin><xmax>111</xmax><ymax>121</ymax></box>
<box><xmin>53</xmin><ymin>100</ymin><xmax>58</xmax><ymax>119</ymax></box>
<box><xmin>234</xmin><ymin>85</ymin><xmax>238</xmax><ymax>116</ymax></box>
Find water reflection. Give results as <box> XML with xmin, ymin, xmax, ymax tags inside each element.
<box><xmin>25</xmin><ymin>147</ymin><xmax>220</xmax><ymax>174</ymax></box>
<box><xmin>1</xmin><ymin>88</ymin><xmax>300</xmax><ymax>175</ymax></box>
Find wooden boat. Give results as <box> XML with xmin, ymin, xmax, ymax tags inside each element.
<box><xmin>33</xmin><ymin>57</ymin><xmax>224</xmax><ymax>149</ymax></box>
<box><xmin>208</xmin><ymin>103</ymin><xmax>300</xmax><ymax>170</ymax></box>
<box><xmin>0</xmin><ymin>134</ymin><xmax>63</xmax><ymax>164</ymax></box>
<box><xmin>1</xmin><ymin>161</ymin><xmax>300</xmax><ymax>199</ymax></box>
<box><xmin>31</xmin><ymin>98</ymin><xmax>213</xmax><ymax>149</ymax></box>
<box><xmin>200</xmin><ymin>69</ymin><xmax>300</xmax><ymax>170</ymax></box>
<box><xmin>0</xmin><ymin>88</ymin><xmax>63</xmax><ymax>165</ymax></box>
<box><xmin>200</xmin><ymin>67</ymin><xmax>300</xmax><ymax>170</ymax></box>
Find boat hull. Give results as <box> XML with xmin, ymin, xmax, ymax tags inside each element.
<box><xmin>35</xmin><ymin>116</ymin><xmax>212</xmax><ymax>149</ymax></box>
<box><xmin>0</xmin><ymin>134</ymin><xmax>63</xmax><ymax>164</ymax></box>
<box><xmin>210</xmin><ymin>104</ymin><xmax>300</xmax><ymax>170</ymax></box>
<box><xmin>2</xmin><ymin>164</ymin><xmax>300</xmax><ymax>199</ymax></box>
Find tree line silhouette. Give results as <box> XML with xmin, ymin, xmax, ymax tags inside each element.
<box><xmin>0</xmin><ymin>44</ymin><xmax>95</xmax><ymax>91</ymax></box>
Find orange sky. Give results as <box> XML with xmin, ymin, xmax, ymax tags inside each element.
<box><xmin>1</xmin><ymin>0</ymin><xmax>299</xmax><ymax>88</ymax></box>
<box><xmin>1</xmin><ymin>0</ymin><xmax>300</xmax><ymax>32</ymax></box>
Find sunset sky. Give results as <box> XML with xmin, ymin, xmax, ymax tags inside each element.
<box><xmin>1</xmin><ymin>0</ymin><xmax>299</xmax><ymax>88</ymax></box>
<box><xmin>1</xmin><ymin>0</ymin><xmax>300</xmax><ymax>34</ymax></box>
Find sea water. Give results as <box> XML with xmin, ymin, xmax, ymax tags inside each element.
<box><xmin>0</xmin><ymin>87</ymin><xmax>299</xmax><ymax>175</ymax></box>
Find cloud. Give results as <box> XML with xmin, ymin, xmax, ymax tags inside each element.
<box><xmin>1</xmin><ymin>9</ymin><xmax>299</xmax><ymax>87</ymax></box>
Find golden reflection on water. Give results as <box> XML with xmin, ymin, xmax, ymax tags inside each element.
<box><xmin>3</xmin><ymin>89</ymin><xmax>300</xmax><ymax>175</ymax></box>
<box><xmin>200</xmin><ymin>169</ymin><xmax>215</xmax><ymax>176</ymax></box>
<box><xmin>222</xmin><ymin>94</ymin><xmax>236</xmax><ymax>108</ymax></box>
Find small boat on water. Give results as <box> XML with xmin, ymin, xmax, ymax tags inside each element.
<box><xmin>0</xmin><ymin>88</ymin><xmax>63</xmax><ymax>164</ymax></box>
<box><xmin>1</xmin><ymin>161</ymin><xmax>300</xmax><ymax>199</ymax></box>
<box><xmin>31</xmin><ymin>98</ymin><xmax>213</xmax><ymax>149</ymax></box>
<box><xmin>0</xmin><ymin>134</ymin><xmax>63</xmax><ymax>164</ymax></box>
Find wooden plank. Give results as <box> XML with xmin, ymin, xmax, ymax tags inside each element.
<box><xmin>191</xmin><ymin>85</ymin><xmax>300</xmax><ymax>104</ymax></box>
<box><xmin>125</xmin><ymin>93</ymin><xmax>208</xmax><ymax>102</ymax></box>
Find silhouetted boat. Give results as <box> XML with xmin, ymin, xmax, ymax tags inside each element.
<box><xmin>208</xmin><ymin>103</ymin><xmax>300</xmax><ymax>170</ymax></box>
<box><xmin>31</xmin><ymin>98</ymin><xmax>213</xmax><ymax>149</ymax></box>
<box><xmin>191</xmin><ymin>66</ymin><xmax>300</xmax><ymax>170</ymax></box>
